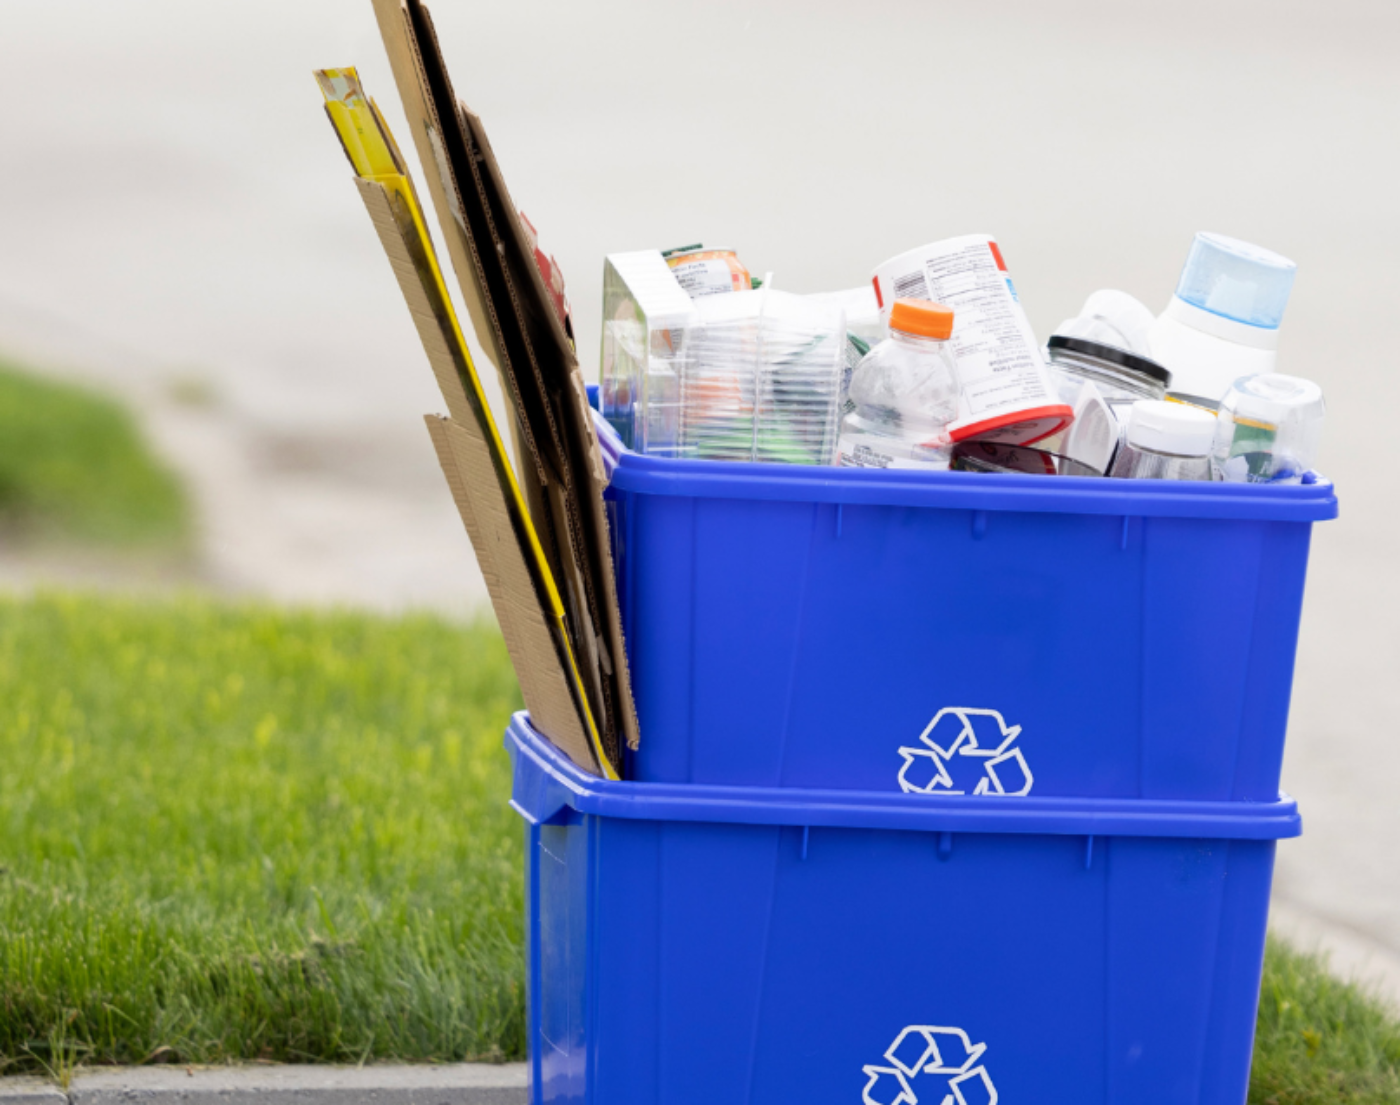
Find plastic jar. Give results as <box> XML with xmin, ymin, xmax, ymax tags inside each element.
<box><xmin>1109</xmin><ymin>400</ymin><xmax>1216</xmax><ymax>481</ymax></box>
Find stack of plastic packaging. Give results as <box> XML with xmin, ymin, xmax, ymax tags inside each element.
<box><xmin>600</xmin><ymin>251</ymin><xmax>697</xmax><ymax>458</ymax></box>
<box><xmin>678</xmin><ymin>287</ymin><xmax>845</xmax><ymax>465</ymax></box>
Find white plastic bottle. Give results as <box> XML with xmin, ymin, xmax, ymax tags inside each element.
<box><xmin>1108</xmin><ymin>400</ymin><xmax>1216</xmax><ymax>481</ymax></box>
<box><xmin>834</xmin><ymin>299</ymin><xmax>960</xmax><ymax>469</ymax></box>
<box><xmin>1147</xmin><ymin>232</ymin><xmax>1297</xmax><ymax>405</ymax></box>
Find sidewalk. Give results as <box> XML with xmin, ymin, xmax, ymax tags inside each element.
<box><xmin>0</xmin><ymin>1064</ymin><xmax>525</xmax><ymax>1105</ymax></box>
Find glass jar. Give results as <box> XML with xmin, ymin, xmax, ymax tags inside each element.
<box><xmin>1045</xmin><ymin>335</ymin><xmax>1171</xmax><ymax>404</ymax></box>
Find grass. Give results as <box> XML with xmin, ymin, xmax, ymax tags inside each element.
<box><xmin>0</xmin><ymin>592</ymin><xmax>524</xmax><ymax>1071</ymax></box>
<box><xmin>0</xmin><ymin>361</ymin><xmax>188</xmax><ymax>546</ymax></box>
<box><xmin>0</xmin><ymin>593</ymin><xmax>1396</xmax><ymax>1096</ymax></box>
<box><xmin>1251</xmin><ymin>938</ymin><xmax>1400</xmax><ymax>1103</ymax></box>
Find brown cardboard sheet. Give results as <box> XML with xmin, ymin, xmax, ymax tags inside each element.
<box><xmin>426</xmin><ymin>415</ymin><xmax>593</xmax><ymax>762</ymax></box>
<box><xmin>350</xmin><ymin>171</ymin><xmax>600</xmax><ymax>772</ymax></box>
<box><xmin>370</xmin><ymin>0</ymin><xmax>639</xmax><ymax>766</ymax></box>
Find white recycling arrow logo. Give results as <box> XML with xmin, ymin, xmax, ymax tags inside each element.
<box><xmin>862</xmin><ymin>1025</ymin><xmax>998</xmax><ymax>1105</ymax></box>
<box><xmin>896</xmin><ymin>708</ymin><xmax>1032</xmax><ymax>797</ymax></box>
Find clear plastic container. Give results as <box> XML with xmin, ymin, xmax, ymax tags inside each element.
<box><xmin>1212</xmin><ymin>373</ymin><xmax>1325</xmax><ymax>484</ymax></box>
<box><xmin>833</xmin><ymin>299</ymin><xmax>960</xmax><ymax>469</ymax></box>
<box><xmin>1109</xmin><ymin>400</ymin><xmax>1216</xmax><ymax>481</ymax></box>
<box><xmin>601</xmin><ymin>251</ymin><xmax>699</xmax><ymax>457</ymax></box>
<box><xmin>680</xmin><ymin>287</ymin><xmax>845</xmax><ymax>465</ymax></box>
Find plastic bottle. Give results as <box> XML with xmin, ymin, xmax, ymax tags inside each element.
<box><xmin>1108</xmin><ymin>400</ymin><xmax>1216</xmax><ymax>481</ymax></box>
<box><xmin>1147</xmin><ymin>233</ymin><xmax>1297</xmax><ymax>405</ymax></box>
<box><xmin>1212</xmin><ymin>373</ymin><xmax>1325</xmax><ymax>484</ymax></box>
<box><xmin>834</xmin><ymin>299</ymin><xmax>960</xmax><ymax>469</ymax></box>
<box><xmin>872</xmin><ymin>236</ymin><xmax>1071</xmax><ymax>443</ymax></box>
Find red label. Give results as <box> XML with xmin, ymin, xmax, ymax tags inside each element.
<box><xmin>987</xmin><ymin>240</ymin><xmax>1008</xmax><ymax>272</ymax></box>
<box><xmin>871</xmin><ymin>275</ymin><xmax>883</xmax><ymax>309</ymax></box>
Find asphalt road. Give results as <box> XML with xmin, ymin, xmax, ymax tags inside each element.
<box><xmin>1</xmin><ymin>0</ymin><xmax>1397</xmax><ymax>997</ymax></box>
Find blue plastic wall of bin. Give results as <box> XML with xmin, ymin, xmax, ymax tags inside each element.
<box><xmin>508</xmin><ymin>713</ymin><xmax>1300</xmax><ymax>1105</ymax></box>
<box><xmin>590</xmin><ymin>403</ymin><xmax>1338</xmax><ymax>801</ymax></box>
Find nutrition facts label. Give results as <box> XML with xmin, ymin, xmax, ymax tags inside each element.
<box><xmin>917</xmin><ymin>239</ymin><xmax>1051</xmax><ymax>419</ymax></box>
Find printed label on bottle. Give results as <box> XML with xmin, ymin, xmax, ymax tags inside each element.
<box><xmin>874</xmin><ymin>236</ymin><xmax>1069</xmax><ymax>443</ymax></box>
<box><xmin>835</xmin><ymin>431</ymin><xmax>947</xmax><ymax>470</ymax></box>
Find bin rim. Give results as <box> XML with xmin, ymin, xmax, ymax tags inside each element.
<box><xmin>506</xmin><ymin>713</ymin><xmax>1301</xmax><ymax>841</ymax></box>
<box><xmin>592</xmin><ymin>408</ymin><xmax>1336</xmax><ymax>523</ymax></box>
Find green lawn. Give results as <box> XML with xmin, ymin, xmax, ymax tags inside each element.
<box><xmin>0</xmin><ymin>593</ymin><xmax>524</xmax><ymax>1071</ymax></box>
<box><xmin>1252</xmin><ymin>938</ymin><xmax>1400</xmax><ymax>1103</ymax></box>
<box><xmin>0</xmin><ymin>362</ymin><xmax>187</xmax><ymax>546</ymax></box>
<box><xmin>0</xmin><ymin>593</ymin><xmax>1396</xmax><ymax>1099</ymax></box>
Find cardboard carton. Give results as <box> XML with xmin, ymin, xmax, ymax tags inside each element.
<box><xmin>316</xmin><ymin>65</ymin><xmax>624</xmax><ymax>776</ymax></box>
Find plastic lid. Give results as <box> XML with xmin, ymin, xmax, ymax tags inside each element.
<box><xmin>1125</xmin><ymin>400</ymin><xmax>1216</xmax><ymax>456</ymax></box>
<box><xmin>1173</xmin><ymin>232</ymin><xmax>1297</xmax><ymax>330</ymax></box>
<box><xmin>1046</xmin><ymin>335</ymin><xmax>1172</xmax><ymax>386</ymax></box>
<box><xmin>889</xmin><ymin>298</ymin><xmax>954</xmax><ymax>340</ymax></box>
<box><xmin>1225</xmin><ymin>373</ymin><xmax>1324</xmax><ymax>420</ymax></box>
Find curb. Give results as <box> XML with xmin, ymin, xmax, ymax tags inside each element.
<box><xmin>0</xmin><ymin>1079</ymin><xmax>66</xmax><ymax>1105</ymax></box>
<box><xmin>41</xmin><ymin>1064</ymin><xmax>525</xmax><ymax>1105</ymax></box>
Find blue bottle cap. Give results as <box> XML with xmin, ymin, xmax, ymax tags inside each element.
<box><xmin>1174</xmin><ymin>232</ymin><xmax>1297</xmax><ymax>330</ymax></box>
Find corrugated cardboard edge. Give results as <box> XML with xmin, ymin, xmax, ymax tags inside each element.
<box><xmin>353</xmin><ymin>175</ymin><xmax>599</xmax><ymax>774</ymax></box>
<box><xmin>457</xmin><ymin>106</ymin><xmax>640</xmax><ymax>755</ymax></box>
<box><xmin>369</xmin><ymin>0</ymin><xmax>544</xmax><ymax>491</ymax></box>
<box><xmin>352</xmin><ymin>177</ymin><xmax>476</xmax><ymax>428</ymax></box>
<box><xmin>426</xmin><ymin>415</ymin><xmax>594</xmax><ymax>768</ymax></box>
<box><xmin>568</xmin><ymin>371</ymin><xmax>640</xmax><ymax>751</ymax></box>
<box><xmin>372</xmin><ymin>0</ymin><xmax>638</xmax><ymax>758</ymax></box>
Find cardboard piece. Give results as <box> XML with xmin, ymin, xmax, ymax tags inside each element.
<box><xmin>369</xmin><ymin>0</ymin><xmax>639</xmax><ymax>767</ymax></box>
<box><xmin>315</xmin><ymin>67</ymin><xmax>610</xmax><ymax>775</ymax></box>
<box><xmin>426</xmin><ymin>415</ymin><xmax>590</xmax><ymax>754</ymax></box>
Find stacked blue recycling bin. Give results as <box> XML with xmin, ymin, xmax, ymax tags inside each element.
<box><xmin>506</xmin><ymin>398</ymin><xmax>1337</xmax><ymax>1105</ymax></box>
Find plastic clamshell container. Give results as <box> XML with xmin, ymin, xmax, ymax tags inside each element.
<box><xmin>508</xmin><ymin>714</ymin><xmax>1300</xmax><ymax>1105</ymax></box>
<box><xmin>594</xmin><ymin>407</ymin><xmax>1337</xmax><ymax>801</ymax></box>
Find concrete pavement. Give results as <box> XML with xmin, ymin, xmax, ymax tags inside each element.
<box><xmin>0</xmin><ymin>1065</ymin><xmax>525</xmax><ymax>1105</ymax></box>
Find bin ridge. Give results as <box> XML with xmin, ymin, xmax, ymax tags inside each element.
<box><xmin>598</xmin><ymin>415</ymin><xmax>1337</xmax><ymax>523</ymax></box>
<box><xmin>506</xmin><ymin>713</ymin><xmax>1301</xmax><ymax>840</ymax></box>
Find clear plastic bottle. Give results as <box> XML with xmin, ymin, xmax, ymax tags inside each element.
<box><xmin>834</xmin><ymin>299</ymin><xmax>960</xmax><ymax>469</ymax></box>
<box><xmin>1211</xmin><ymin>373</ymin><xmax>1325</xmax><ymax>484</ymax></box>
<box><xmin>1108</xmin><ymin>400</ymin><xmax>1216</xmax><ymax>481</ymax></box>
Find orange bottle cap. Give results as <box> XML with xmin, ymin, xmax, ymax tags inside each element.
<box><xmin>889</xmin><ymin>298</ymin><xmax>955</xmax><ymax>340</ymax></box>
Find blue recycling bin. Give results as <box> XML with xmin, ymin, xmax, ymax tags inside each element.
<box><xmin>593</xmin><ymin>411</ymin><xmax>1337</xmax><ymax>802</ymax></box>
<box><xmin>508</xmin><ymin>713</ymin><xmax>1300</xmax><ymax>1105</ymax></box>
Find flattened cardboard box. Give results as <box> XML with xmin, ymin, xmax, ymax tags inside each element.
<box><xmin>368</xmin><ymin>0</ymin><xmax>638</xmax><ymax>771</ymax></box>
<box><xmin>316</xmin><ymin>65</ymin><xmax>610</xmax><ymax>774</ymax></box>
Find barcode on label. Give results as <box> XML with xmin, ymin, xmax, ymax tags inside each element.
<box><xmin>892</xmin><ymin>270</ymin><xmax>930</xmax><ymax>301</ymax></box>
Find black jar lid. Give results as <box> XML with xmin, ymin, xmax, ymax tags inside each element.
<box><xmin>1046</xmin><ymin>334</ymin><xmax>1172</xmax><ymax>387</ymax></box>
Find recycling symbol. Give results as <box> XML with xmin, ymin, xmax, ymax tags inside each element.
<box><xmin>862</xmin><ymin>1025</ymin><xmax>997</xmax><ymax>1105</ymax></box>
<box><xmin>897</xmin><ymin>708</ymin><xmax>1032</xmax><ymax>797</ymax></box>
